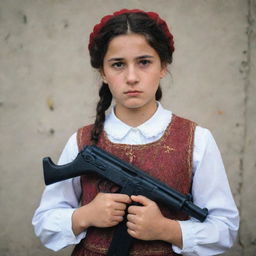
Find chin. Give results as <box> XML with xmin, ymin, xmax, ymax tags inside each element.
<box><xmin>125</xmin><ymin>101</ymin><xmax>154</xmax><ymax>111</ymax></box>
<box><xmin>123</xmin><ymin>99</ymin><xmax>145</xmax><ymax>109</ymax></box>
<box><xmin>117</xmin><ymin>97</ymin><xmax>156</xmax><ymax>111</ymax></box>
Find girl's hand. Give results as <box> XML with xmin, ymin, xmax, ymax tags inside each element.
<box><xmin>127</xmin><ymin>195</ymin><xmax>182</xmax><ymax>248</ymax></box>
<box><xmin>127</xmin><ymin>195</ymin><xmax>166</xmax><ymax>241</ymax></box>
<box><xmin>72</xmin><ymin>192</ymin><xmax>131</xmax><ymax>235</ymax></box>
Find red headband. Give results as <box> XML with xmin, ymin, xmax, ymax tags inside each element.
<box><xmin>88</xmin><ymin>9</ymin><xmax>174</xmax><ymax>52</ymax></box>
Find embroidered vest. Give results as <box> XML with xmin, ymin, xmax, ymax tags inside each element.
<box><xmin>72</xmin><ymin>115</ymin><xmax>196</xmax><ymax>256</ymax></box>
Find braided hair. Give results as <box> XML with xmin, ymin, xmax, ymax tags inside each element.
<box><xmin>89</xmin><ymin>11</ymin><xmax>174</xmax><ymax>144</ymax></box>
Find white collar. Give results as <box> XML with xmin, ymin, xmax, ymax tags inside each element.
<box><xmin>104</xmin><ymin>102</ymin><xmax>172</xmax><ymax>140</ymax></box>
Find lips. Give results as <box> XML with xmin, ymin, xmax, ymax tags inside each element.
<box><xmin>124</xmin><ymin>90</ymin><xmax>142</xmax><ymax>96</ymax></box>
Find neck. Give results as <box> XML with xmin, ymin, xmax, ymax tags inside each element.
<box><xmin>114</xmin><ymin>102</ymin><xmax>158</xmax><ymax>127</ymax></box>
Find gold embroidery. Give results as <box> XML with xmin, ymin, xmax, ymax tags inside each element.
<box><xmin>163</xmin><ymin>145</ymin><xmax>175</xmax><ymax>153</ymax></box>
<box><xmin>187</xmin><ymin>121</ymin><xmax>197</xmax><ymax>182</ymax></box>
<box><xmin>125</xmin><ymin>147</ymin><xmax>136</xmax><ymax>162</ymax></box>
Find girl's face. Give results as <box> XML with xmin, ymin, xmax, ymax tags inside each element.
<box><xmin>101</xmin><ymin>33</ymin><xmax>167</xmax><ymax>116</ymax></box>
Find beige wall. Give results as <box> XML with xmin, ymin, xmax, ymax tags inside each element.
<box><xmin>0</xmin><ymin>0</ymin><xmax>255</xmax><ymax>255</ymax></box>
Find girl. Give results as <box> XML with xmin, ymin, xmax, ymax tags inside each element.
<box><xmin>32</xmin><ymin>9</ymin><xmax>239</xmax><ymax>256</ymax></box>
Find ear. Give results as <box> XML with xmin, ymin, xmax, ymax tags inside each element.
<box><xmin>100</xmin><ymin>69</ymin><xmax>108</xmax><ymax>84</ymax></box>
<box><xmin>160</xmin><ymin>64</ymin><xmax>168</xmax><ymax>79</ymax></box>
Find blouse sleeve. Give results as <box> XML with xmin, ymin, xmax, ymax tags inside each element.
<box><xmin>32</xmin><ymin>133</ymin><xmax>87</xmax><ymax>251</ymax></box>
<box><xmin>172</xmin><ymin>126</ymin><xmax>239</xmax><ymax>255</ymax></box>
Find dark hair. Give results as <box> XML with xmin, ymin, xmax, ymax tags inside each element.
<box><xmin>90</xmin><ymin>12</ymin><xmax>173</xmax><ymax>144</ymax></box>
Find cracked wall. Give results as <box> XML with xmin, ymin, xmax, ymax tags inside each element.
<box><xmin>0</xmin><ymin>0</ymin><xmax>255</xmax><ymax>255</ymax></box>
<box><xmin>239</xmin><ymin>0</ymin><xmax>256</xmax><ymax>255</ymax></box>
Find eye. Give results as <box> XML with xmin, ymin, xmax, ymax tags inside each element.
<box><xmin>138</xmin><ymin>59</ymin><xmax>151</xmax><ymax>67</ymax></box>
<box><xmin>111</xmin><ymin>62</ymin><xmax>124</xmax><ymax>69</ymax></box>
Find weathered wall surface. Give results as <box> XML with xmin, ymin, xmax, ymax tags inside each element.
<box><xmin>0</xmin><ymin>0</ymin><xmax>255</xmax><ymax>255</ymax></box>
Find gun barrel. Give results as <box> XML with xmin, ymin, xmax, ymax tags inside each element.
<box><xmin>183</xmin><ymin>201</ymin><xmax>208</xmax><ymax>222</ymax></box>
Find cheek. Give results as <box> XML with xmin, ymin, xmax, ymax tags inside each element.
<box><xmin>112</xmin><ymin>77</ymin><xmax>122</xmax><ymax>86</ymax></box>
<box><xmin>107</xmin><ymin>82</ymin><xmax>122</xmax><ymax>97</ymax></box>
<box><xmin>104</xmin><ymin>72</ymin><xmax>121</xmax><ymax>86</ymax></box>
<box><xmin>147</xmin><ymin>73</ymin><xmax>162</xmax><ymax>88</ymax></box>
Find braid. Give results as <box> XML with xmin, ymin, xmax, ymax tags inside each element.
<box><xmin>91</xmin><ymin>83</ymin><xmax>112</xmax><ymax>144</ymax></box>
<box><xmin>155</xmin><ymin>86</ymin><xmax>162</xmax><ymax>101</ymax></box>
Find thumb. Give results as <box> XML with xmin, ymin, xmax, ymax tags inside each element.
<box><xmin>131</xmin><ymin>195</ymin><xmax>151</xmax><ymax>206</ymax></box>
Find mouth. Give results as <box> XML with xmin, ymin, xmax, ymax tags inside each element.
<box><xmin>124</xmin><ymin>90</ymin><xmax>142</xmax><ymax>96</ymax></box>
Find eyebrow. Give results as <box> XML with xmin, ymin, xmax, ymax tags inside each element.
<box><xmin>107</xmin><ymin>55</ymin><xmax>154</xmax><ymax>62</ymax></box>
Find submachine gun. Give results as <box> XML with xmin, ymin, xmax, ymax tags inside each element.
<box><xmin>43</xmin><ymin>145</ymin><xmax>208</xmax><ymax>256</ymax></box>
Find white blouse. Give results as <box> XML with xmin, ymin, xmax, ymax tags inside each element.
<box><xmin>32</xmin><ymin>103</ymin><xmax>239</xmax><ymax>255</ymax></box>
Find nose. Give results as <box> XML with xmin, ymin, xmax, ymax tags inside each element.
<box><xmin>126</xmin><ymin>65</ymin><xmax>139</xmax><ymax>85</ymax></box>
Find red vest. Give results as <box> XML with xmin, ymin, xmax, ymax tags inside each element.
<box><xmin>72</xmin><ymin>115</ymin><xmax>196</xmax><ymax>256</ymax></box>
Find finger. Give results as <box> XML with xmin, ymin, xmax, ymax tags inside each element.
<box><xmin>108</xmin><ymin>220</ymin><xmax>120</xmax><ymax>227</ymax></box>
<box><xmin>127</xmin><ymin>205</ymin><xmax>143</xmax><ymax>215</ymax></box>
<box><xmin>113</xmin><ymin>209</ymin><xmax>126</xmax><ymax>216</ymax></box>
<box><xmin>113</xmin><ymin>202</ymin><xmax>128</xmax><ymax>211</ymax></box>
<box><xmin>127</xmin><ymin>227</ymin><xmax>137</xmax><ymax>238</ymax></box>
<box><xmin>110</xmin><ymin>193</ymin><xmax>132</xmax><ymax>204</ymax></box>
<box><xmin>126</xmin><ymin>219</ymin><xmax>137</xmax><ymax>230</ymax></box>
<box><xmin>131</xmin><ymin>195</ymin><xmax>152</xmax><ymax>206</ymax></box>
<box><xmin>127</xmin><ymin>213</ymin><xmax>137</xmax><ymax>223</ymax></box>
<box><xmin>127</xmin><ymin>205</ymin><xmax>138</xmax><ymax>214</ymax></box>
<box><xmin>112</xmin><ymin>215</ymin><xmax>124</xmax><ymax>223</ymax></box>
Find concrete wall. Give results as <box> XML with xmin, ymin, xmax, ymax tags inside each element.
<box><xmin>0</xmin><ymin>0</ymin><xmax>255</xmax><ymax>255</ymax></box>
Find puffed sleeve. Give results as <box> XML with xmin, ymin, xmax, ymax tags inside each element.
<box><xmin>32</xmin><ymin>133</ymin><xmax>87</xmax><ymax>251</ymax></box>
<box><xmin>172</xmin><ymin>126</ymin><xmax>239</xmax><ymax>256</ymax></box>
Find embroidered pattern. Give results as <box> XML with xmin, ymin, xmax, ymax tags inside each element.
<box><xmin>125</xmin><ymin>147</ymin><xmax>136</xmax><ymax>163</ymax></box>
<box><xmin>163</xmin><ymin>145</ymin><xmax>175</xmax><ymax>153</ymax></box>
